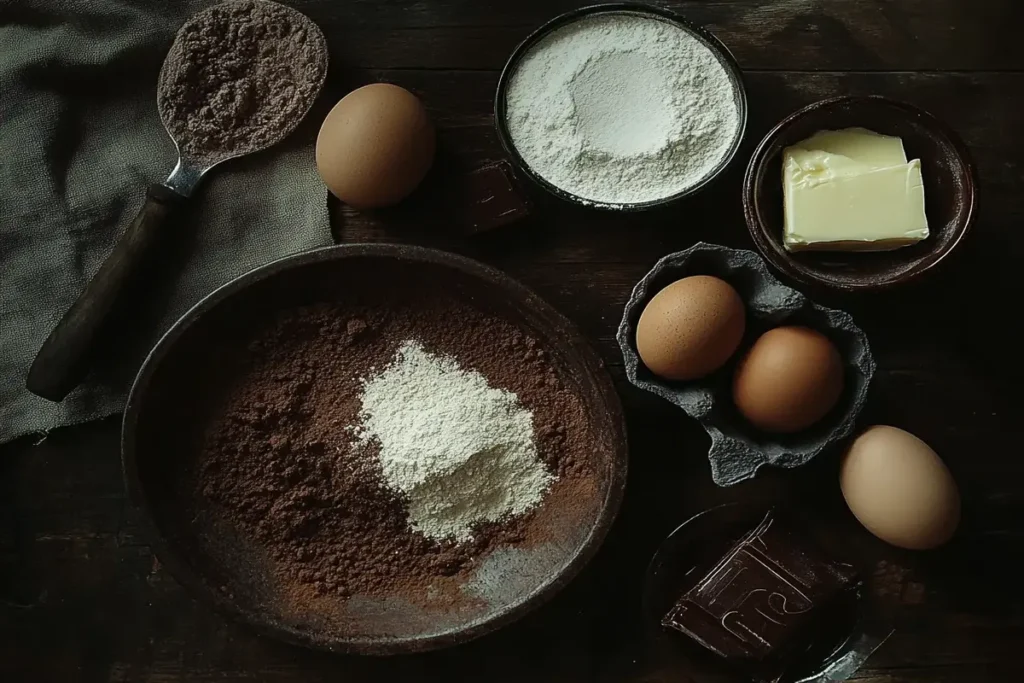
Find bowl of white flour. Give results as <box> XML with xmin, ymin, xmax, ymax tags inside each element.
<box><xmin>495</xmin><ymin>3</ymin><xmax>747</xmax><ymax>210</ymax></box>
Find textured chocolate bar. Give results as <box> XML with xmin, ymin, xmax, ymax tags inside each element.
<box><xmin>456</xmin><ymin>160</ymin><xmax>533</xmax><ymax>234</ymax></box>
<box><xmin>663</xmin><ymin>511</ymin><xmax>858</xmax><ymax>667</ymax></box>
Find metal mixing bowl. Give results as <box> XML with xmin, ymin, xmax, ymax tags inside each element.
<box><xmin>122</xmin><ymin>244</ymin><xmax>627</xmax><ymax>654</ymax></box>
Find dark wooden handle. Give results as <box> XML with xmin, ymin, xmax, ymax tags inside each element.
<box><xmin>26</xmin><ymin>184</ymin><xmax>187</xmax><ymax>402</ymax></box>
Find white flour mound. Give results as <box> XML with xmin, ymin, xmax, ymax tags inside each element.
<box><xmin>354</xmin><ymin>340</ymin><xmax>554</xmax><ymax>543</ymax></box>
<box><xmin>505</xmin><ymin>13</ymin><xmax>741</xmax><ymax>206</ymax></box>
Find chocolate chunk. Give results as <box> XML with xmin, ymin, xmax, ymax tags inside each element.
<box><xmin>455</xmin><ymin>160</ymin><xmax>533</xmax><ymax>234</ymax></box>
<box><xmin>662</xmin><ymin>510</ymin><xmax>858</xmax><ymax>674</ymax></box>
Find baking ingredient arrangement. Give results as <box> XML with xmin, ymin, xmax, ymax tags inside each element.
<box><xmin>27</xmin><ymin>0</ymin><xmax>979</xmax><ymax>677</ymax></box>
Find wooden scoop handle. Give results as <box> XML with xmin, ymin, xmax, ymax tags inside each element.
<box><xmin>26</xmin><ymin>184</ymin><xmax>187</xmax><ymax>402</ymax></box>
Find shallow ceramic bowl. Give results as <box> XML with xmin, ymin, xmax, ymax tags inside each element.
<box><xmin>743</xmin><ymin>96</ymin><xmax>977</xmax><ymax>291</ymax></box>
<box><xmin>617</xmin><ymin>243</ymin><xmax>875</xmax><ymax>486</ymax></box>
<box><xmin>122</xmin><ymin>244</ymin><xmax>627</xmax><ymax>654</ymax></box>
<box><xmin>494</xmin><ymin>2</ymin><xmax>748</xmax><ymax>211</ymax></box>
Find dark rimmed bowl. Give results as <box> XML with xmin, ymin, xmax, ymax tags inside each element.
<box><xmin>743</xmin><ymin>96</ymin><xmax>977</xmax><ymax>291</ymax></box>
<box><xmin>642</xmin><ymin>503</ymin><xmax>892</xmax><ymax>683</ymax></box>
<box><xmin>494</xmin><ymin>3</ymin><xmax>748</xmax><ymax>211</ymax></box>
<box><xmin>122</xmin><ymin>244</ymin><xmax>627</xmax><ymax>654</ymax></box>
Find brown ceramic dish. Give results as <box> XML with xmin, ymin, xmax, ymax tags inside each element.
<box><xmin>743</xmin><ymin>96</ymin><xmax>977</xmax><ymax>291</ymax></box>
<box><xmin>121</xmin><ymin>244</ymin><xmax>627</xmax><ymax>654</ymax></box>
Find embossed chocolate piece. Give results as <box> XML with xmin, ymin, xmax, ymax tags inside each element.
<box><xmin>456</xmin><ymin>161</ymin><xmax>533</xmax><ymax>234</ymax></box>
<box><xmin>662</xmin><ymin>511</ymin><xmax>858</xmax><ymax>674</ymax></box>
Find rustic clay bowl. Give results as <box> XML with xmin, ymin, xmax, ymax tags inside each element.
<box><xmin>743</xmin><ymin>96</ymin><xmax>977</xmax><ymax>291</ymax></box>
<box><xmin>122</xmin><ymin>244</ymin><xmax>627</xmax><ymax>654</ymax></box>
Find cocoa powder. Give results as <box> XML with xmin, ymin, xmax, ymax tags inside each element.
<box><xmin>158</xmin><ymin>0</ymin><xmax>327</xmax><ymax>163</ymax></box>
<box><xmin>190</xmin><ymin>287</ymin><xmax>597</xmax><ymax>601</ymax></box>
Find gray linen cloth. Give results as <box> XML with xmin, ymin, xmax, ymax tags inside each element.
<box><xmin>0</xmin><ymin>0</ymin><xmax>333</xmax><ymax>443</ymax></box>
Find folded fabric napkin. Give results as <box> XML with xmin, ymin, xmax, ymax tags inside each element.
<box><xmin>0</xmin><ymin>0</ymin><xmax>333</xmax><ymax>443</ymax></box>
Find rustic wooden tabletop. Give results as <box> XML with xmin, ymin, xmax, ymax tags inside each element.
<box><xmin>3</xmin><ymin>1</ymin><xmax>1023</xmax><ymax>681</ymax></box>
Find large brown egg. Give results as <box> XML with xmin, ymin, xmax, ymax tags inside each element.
<box><xmin>315</xmin><ymin>83</ymin><xmax>435</xmax><ymax>208</ymax></box>
<box><xmin>840</xmin><ymin>426</ymin><xmax>960</xmax><ymax>550</ymax></box>
<box><xmin>635</xmin><ymin>275</ymin><xmax>745</xmax><ymax>381</ymax></box>
<box><xmin>732</xmin><ymin>326</ymin><xmax>843</xmax><ymax>432</ymax></box>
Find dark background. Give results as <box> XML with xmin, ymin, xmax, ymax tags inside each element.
<box><xmin>3</xmin><ymin>0</ymin><xmax>1023</xmax><ymax>681</ymax></box>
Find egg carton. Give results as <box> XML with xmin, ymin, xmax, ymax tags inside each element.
<box><xmin>617</xmin><ymin>242</ymin><xmax>876</xmax><ymax>486</ymax></box>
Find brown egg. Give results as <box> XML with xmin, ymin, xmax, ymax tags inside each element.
<box><xmin>840</xmin><ymin>425</ymin><xmax>960</xmax><ymax>550</ymax></box>
<box><xmin>732</xmin><ymin>326</ymin><xmax>843</xmax><ymax>432</ymax></box>
<box><xmin>635</xmin><ymin>275</ymin><xmax>745</xmax><ymax>381</ymax></box>
<box><xmin>315</xmin><ymin>83</ymin><xmax>435</xmax><ymax>208</ymax></box>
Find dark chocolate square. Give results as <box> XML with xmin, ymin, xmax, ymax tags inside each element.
<box><xmin>454</xmin><ymin>160</ymin><xmax>533</xmax><ymax>234</ymax></box>
<box><xmin>662</xmin><ymin>511</ymin><xmax>858</xmax><ymax>667</ymax></box>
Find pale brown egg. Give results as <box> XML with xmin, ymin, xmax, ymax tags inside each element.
<box><xmin>635</xmin><ymin>275</ymin><xmax>745</xmax><ymax>381</ymax></box>
<box><xmin>840</xmin><ymin>425</ymin><xmax>960</xmax><ymax>550</ymax></box>
<box><xmin>315</xmin><ymin>83</ymin><xmax>435</xmax><ymax>208</ymax></box>
<box><xmin>732</xmin><ymin>326</ymin><xmax>843</xmax><ymax>432</ymax></box>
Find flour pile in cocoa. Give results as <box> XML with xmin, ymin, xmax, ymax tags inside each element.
<box><xmin>355</xmin><ymin>340</ymin><xmax>554</xmax><ymax>543</ymax></box>
<box><xmin>193</xmin><ymin>293</ymin><xmax>594</xmax><ymax>599</ymax></box>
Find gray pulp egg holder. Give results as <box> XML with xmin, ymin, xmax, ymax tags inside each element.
<box><xmin>617</xmin><ymin>243</ymin><xmax>876</xmax><ymax>486</ymax></box>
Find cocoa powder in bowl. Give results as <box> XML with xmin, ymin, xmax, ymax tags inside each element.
<box><xmin>130</xmin><ymin>251</ymin><xmax>623</xmax><ymax>648</ymax></box>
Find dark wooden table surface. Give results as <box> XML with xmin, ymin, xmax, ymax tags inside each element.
<box><xmin>3</xmin><ymin>0</ymin><xmax>1023</xmax><ymax>681</ymax></box>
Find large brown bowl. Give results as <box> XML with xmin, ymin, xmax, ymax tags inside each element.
<box><xmin>121</xmin><ymin>244</ymin><xmax>627</xmax><ymax>654</ymax></box>
<box><xmin>743</xmin><ymin>96</ymin><xmax>977</xmax><ymax>291</ymax></box>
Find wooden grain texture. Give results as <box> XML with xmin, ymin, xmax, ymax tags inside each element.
<box><xmin>3</xmin><ymin>0</ymin><xmax>1024</xmax><ymax>681</ymax></box>
<box><xmin>299</xmin><ymin>0</ymin><xmax>1021</xmax><ymax>70</ymax></box>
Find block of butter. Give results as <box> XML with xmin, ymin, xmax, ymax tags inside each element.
<box><xmin>782</xmin><ymin>128</ymin><xmax>929</xmax><ymax>252</ymax></box>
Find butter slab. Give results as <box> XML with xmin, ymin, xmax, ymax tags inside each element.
<box><xmin>784</xmin><ymin>159</ymin><xmax>929</xmax><ymax>252</ymax></box>
<box><xmin>782</xmin><ymin>128</ymin><xmax>929</xmax><ymax>252</ymax></box>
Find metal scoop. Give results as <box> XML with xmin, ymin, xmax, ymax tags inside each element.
<box><xmin>27</xmin><ymin>1</ymin><xmax>328</xmax><ymax>401</ymax></box>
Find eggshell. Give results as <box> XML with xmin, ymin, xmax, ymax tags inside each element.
<box><xmin>732</xmin><ymin>326</ymin><xmax>843</xmax><ymax>433</ymax></box>
<box><xmin>315</xmin><ymin>83</ymin><xmax>435</xmax><ymax>208</ymax></box>
<box><xmin>635</xmin><ymin>275</ymin><xmax>745</xmax><ymax>381</ymax></box>
<box><xmin>840</xmin><ymin>425</ymin><xmax>960</xmax><ymax>550</ymax></box>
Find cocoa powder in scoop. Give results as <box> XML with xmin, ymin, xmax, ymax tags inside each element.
<box><xmin>158</xmin><ymin>0</ymin><xmax>327</xmax><ymax>162</ymax></box>
<box><xmin>191</xmin><ymin>292</ymin><xmax>597</xmax><ymax>599</ymax></box>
